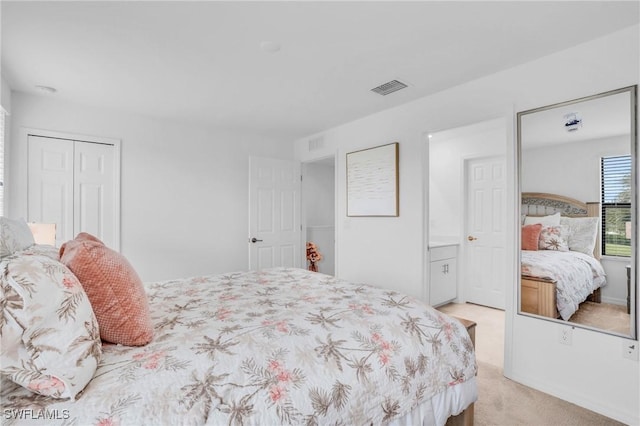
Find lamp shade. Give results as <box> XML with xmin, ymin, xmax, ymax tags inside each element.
<box><xmin>27</xmin><ymin>222</ymin><xmax>56</xmax><ymax>246</ymax></box>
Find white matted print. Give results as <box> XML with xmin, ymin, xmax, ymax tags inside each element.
<box><xmin>346</xmin><ymin>142</ymin><xmax>399</xmax><ymax>217</ymax></box>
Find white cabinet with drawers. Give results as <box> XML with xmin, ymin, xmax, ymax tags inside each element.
<box><xmin>429</xmin><ymin>244</ymin><xmax>458</xmax><ymax>306</ymax></box>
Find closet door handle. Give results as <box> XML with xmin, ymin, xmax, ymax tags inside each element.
<box><xmin>250</xmin><ymin>237</ymin><xmax>263</xmax><ymax>243</ymax></box>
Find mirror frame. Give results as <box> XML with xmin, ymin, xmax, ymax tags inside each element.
<box><xmin>517</xmin><ymin>85</ymin><xmax>638</xmax><ymax>339</ymax></box>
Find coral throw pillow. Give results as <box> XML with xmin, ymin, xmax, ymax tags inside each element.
<box><xmin>521</xmin><ymin>224</ymin><xmax>543</xmax><ymax>251</ymax></box>
<box><xmin>59</xmin><ymin>233</ymin><xmax>154</xmax><ymax>346</ymax></box>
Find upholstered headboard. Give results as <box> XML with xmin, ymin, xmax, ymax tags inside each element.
<box><xmin>521</xmin><ymin>192</ymin><xmax>601</xmax><ymax>258</ymax></box>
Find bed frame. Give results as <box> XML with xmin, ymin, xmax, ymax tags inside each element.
<box><xmin>446</xmin><ymin>317</ymin><xmax>476</xmax><ymax>426</ymax></box>
<box><xmin>520</xmin><ymin>192</ymin><xmax>601</xmax><ymax>319</ymax></box>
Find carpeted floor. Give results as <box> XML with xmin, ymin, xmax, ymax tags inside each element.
<box><xmin>438</xmin><ymin>303</ymin><xmax>625</xmax><ymax>426</ymax></box>
<box><xmin>568</xmin><ymin>301</ymin><xmax>630</xmax><ymax>335</ymax></box>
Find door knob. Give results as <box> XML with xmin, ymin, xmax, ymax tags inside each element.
<box><xmin>467</xmin><ymin>235</ymin><xmax>477</xmax><ymax>241</ymax></box>
<box><xmin>250</xmin><ymin>237</ymin><xmax>263</xmax><ymax>243</ymax></box>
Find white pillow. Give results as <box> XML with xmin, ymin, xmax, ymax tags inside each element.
<box><xmin>0</xmin><ymin>217</ymin><xmax>35</xmax><ymax>258</ymax></box>
<box><xmin>0</xmin><ymin>253</ymin><xmax>101</xmax><ymax>399</ymax></box>
<box><xmin>560</xmin><ymin>216</ymin><xmax>599</xmax><ymax>256</ymax></box>
<box><xmin>523</xmin><ymin>212</ymin><xmax>561</xmax><ymax>227</ymax></box>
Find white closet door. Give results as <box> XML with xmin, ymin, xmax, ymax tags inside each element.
<box><xmin>74</xmin><ymin>141</ymin><xmax>117</xmax><ymax>248</ymax></box>
<box><xmin>27</xmin><ymin>136</ymin><xmax>74</xmax><ymax>246</ymax></box>
<box><xmin>28</xmin><ymin>134</ymin><xmax>119</xmax><ymax>249</ymax></box>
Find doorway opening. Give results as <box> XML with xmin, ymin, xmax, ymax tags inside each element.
<box><xmin>301</xmin><ymin>156</ymin><xmax>336</xmax><ymax>275</ymax></box>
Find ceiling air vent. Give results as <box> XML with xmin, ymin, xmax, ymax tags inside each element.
<box><xmin>371</xmin><ymin>79</ymin><xmax>408</xmax><ymax>96</ymax></box>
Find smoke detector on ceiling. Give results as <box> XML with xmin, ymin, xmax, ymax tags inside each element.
<box><xmin>371</xmin><ymin>79</ymin><xmax>408</xmax><ymax>96</ymax></box>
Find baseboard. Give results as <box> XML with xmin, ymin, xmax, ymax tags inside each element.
<box><xmin>507</xmin><ymin>371</ymin><xmax>638</xmax><ymax>425</ymax></box>
<box><xmin>600</xmin><ymin>296</ymin><xmax>626</xmax><ymax>306</ymax></box>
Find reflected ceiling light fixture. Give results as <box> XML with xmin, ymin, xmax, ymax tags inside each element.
<box><xmin>260</xmin><ymin>41</ymin><xmax>281</xmax><ymax>54</ymax></box>
<box><xmin>563</xmin><ymin>112</ymin><xmax>582</xmax><ymax>132</ymax></box>
<box><xmin>35</xmin><ymin>85</ymin><xmax>57</xmax><ymax>94</ymax></box>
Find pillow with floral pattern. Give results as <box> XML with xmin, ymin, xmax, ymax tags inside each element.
<box><xmin>0</xmin><ymin>253</ymin><xmax>101</xmax><ymax>399</ymax></box>
<box><xmin>538</xmin><ymin>225</ymin><xmax>569</xmax><ymax>251</ymax></box>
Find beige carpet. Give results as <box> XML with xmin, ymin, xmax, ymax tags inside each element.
<box><xmin>438</xmin><ymin>303</ymin><xmax>624</xmax><ymax>426</ymax></box>
<box><xmin>568</xmin><ymin>301</ymin><xmax>630</xmax><ymax>336</ymax></box>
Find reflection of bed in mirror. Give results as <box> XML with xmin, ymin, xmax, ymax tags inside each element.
<box><xmin>520</xmin><ymin>192</ymin><xmax>607</xmax><ymax>320</ymax></box>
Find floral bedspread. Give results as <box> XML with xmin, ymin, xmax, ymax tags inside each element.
<box><xmin>1</xmin><ymin>267</ymin><xmax>476</xmax><ymax>425</ymax></box>
<box><xmin>521</xmin><ymin>250</ymin><xmax>607</xmax><ymax>320</ymax></box>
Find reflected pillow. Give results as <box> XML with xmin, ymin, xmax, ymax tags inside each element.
<box><xmin>523</xmin><ymin>212</ymin><xmax>561</xmax><ymax>227</ymax></box>
<box><xmin>538</xmin><ymin>225</ymin><xmax>569</xmax><ymax>251</ymax></box>
<box><xmin>0</xmin><ymin>217</ymin><xmax>35</xmax><ymax>258</ymax></box>
<box><xmin>59</xmin><ymin>233</ymin><xmax>154</xmax><ymax>346</ymax></box>
<box><xmin>521</xmin><ymin>224</ymin><xmax>543</xmax><ymax>251</ymax></box>
<box><xmin>560</xmin><ymin>216</ymin><xmax>599</xmax><ymax>256</ymax></box>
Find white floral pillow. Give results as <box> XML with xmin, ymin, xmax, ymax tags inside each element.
<box><xmin>0</xmin><ymin>217</ymin><xmax>35</xmax><ymax>258</ymax></box>
<box><xmin>538</xmin><ymin>225</ymin><xmax>569</xmax><ymax>251</ymax></box>
<box><xmin>560</xmin><ymin>216</ymin><xmax>599</xmax><ymax>256</ymax></box>
<box><xmin>0</xmin><ymin>253</ymin><xmax>101</xmax><ymax>399</ymax></box>
<box><xmin>523</xmin><ymin>212</ymin><xmax>561</xmax><ymax>227</ymax></box>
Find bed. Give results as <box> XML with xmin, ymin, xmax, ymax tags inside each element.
<box><xmin>520</xmin><ymin>192</ymin><xmax>607</xmax><ymax>320</ymax></box>
<box><xmin>1</xmin><ymin>226</ymin><xmax>477</xmax><ymax>426</ymax></box>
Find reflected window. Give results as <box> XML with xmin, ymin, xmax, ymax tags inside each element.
<box><xmin>601</xmin><ymin>155</ymin><xmax>632</xmax><ymax>257</ymax></box>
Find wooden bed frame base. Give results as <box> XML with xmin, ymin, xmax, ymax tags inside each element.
<box><xmin>445</xmin><ymin>317</ymin><xmax>476</xmax><ymax>426</ymax></box>
<box><xmin>521</xmin><ymin>276</ymin><xmax>601</xmax><ymax>319</ymax></box>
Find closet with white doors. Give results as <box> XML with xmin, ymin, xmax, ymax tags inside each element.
<box><xmin>27</xmin><ymin>133</ymin><xmax>120</xmax><ymax>249</ymax></box>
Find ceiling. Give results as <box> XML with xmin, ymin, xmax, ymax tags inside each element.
<box><xmin>521</xmin><ymin>88</ymin><xmax>633</xmax><ymax>149</ymax></box>
<box><xmin>2</xmin><ymin>1</ymin><xmax>638</xmax><ymax>141</ymax></box>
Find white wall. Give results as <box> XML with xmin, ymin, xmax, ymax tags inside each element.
<box><xmin>523</xmin><ymin>136</ymin><xmax>630</xmax><ymax>305</ymax></box>
<box><xmin>295</xmin><ymin>25</ymin><xmax>639</xmax><ymax>424</ymax></box>
<box><xmin>522</xmin><ymin>135</ymin><xmax>627</xmax><ymax>202</ymax></box>
<box><xmin>1</xmin><ymin>76</ymin><xmax>11</xmax><ymax>114</ymax></box>
<box><xmin>7</xmin><ymin>92</ymin><xmax>293</xmax><ymax>281</ymax></box>
<box><xmin>429</xmin><ymin>118</ymin><xmax>506</xmax><ymax>241</ymax></box>
<box><xmin>1</xmin><ymin>75</ymin><xmax>11</xmax><ymax>217</ymax></box>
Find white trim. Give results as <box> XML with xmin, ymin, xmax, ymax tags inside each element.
<box><xmin>421</xmin><ymin>130</ymin><xmax>431</xmax><ymax>304</ymax></box>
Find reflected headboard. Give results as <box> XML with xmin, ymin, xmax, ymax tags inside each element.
<box><xmin>521</xmin><ymin>192</ymin><xmax>601</xmax><ymax>259</ymax></box>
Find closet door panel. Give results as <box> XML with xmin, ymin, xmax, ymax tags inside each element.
<box><xmin>74</xmin><ymin>141</ymin><xmax>116</xmax><ymax>248</ymax></box>
<box><xmin>27</xmin><ymin>136</ymin><xmax>74</xmax><ymax>246</ymax></box>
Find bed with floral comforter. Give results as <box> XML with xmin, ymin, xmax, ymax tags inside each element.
<box><xmin>2</xmin><ymin>267</ymin><xmax>477</xmax><ymax>425</ymax></box>
<box><xmin>521</xmin><ymin>250</ymin><xmax>607</xmax><ymax>320</ymax></box>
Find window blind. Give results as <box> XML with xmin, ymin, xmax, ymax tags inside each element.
<box><xmin>601</xmin><ymin>155</ymin><xmax>632</xmax><ymax>257</ymax></box>
<box><xmin>601</xmin><ymin>155</ymin><xmax>632</xmax><ymax>203</ymax></box>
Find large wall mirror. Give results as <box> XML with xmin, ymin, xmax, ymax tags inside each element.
<box><xmin>517</xmin><ymin>86</ymin><xmax>637</xmax><ymax>339</ymax></box>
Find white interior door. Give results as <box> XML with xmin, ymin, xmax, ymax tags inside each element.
<box><xmin>27</xmin><ymin>136</ymin><xmax>74</xmax><ymax>246</ymax></box>
<box><xmin>464</xmin><ymin>155</ymin><xmax>506</xmax><ymax>309</ymax></box>
<box><xmin>249</xmin><ymin>157</ymin><xmax>301</xmax><ymax>270</ymax></box>
<box><xmin>74</xmin><ymin>141</ymin><xmax>117</xmax><ymax>248</ymax></box>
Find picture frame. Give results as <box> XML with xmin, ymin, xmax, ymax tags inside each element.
<box><xmin>346</xmin><ymin>142</ymin><xmax>399</xmax><ymax>217</ymax></box>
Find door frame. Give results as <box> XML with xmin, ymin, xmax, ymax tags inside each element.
<box><xmin>300</xmin><ymin>153</ymin><xmax>338</xmax><ymax>275</ymax></box>
<box><xmin>21</xmin><ymin>127</ymin><xmax>121</xmax><ymax>250</ymax></box>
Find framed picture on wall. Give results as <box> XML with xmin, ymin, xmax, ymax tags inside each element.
<box><xmin>346</xmin><ymin>142</ymin><xmax>399</xmax><ymax>217</ymax></box>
